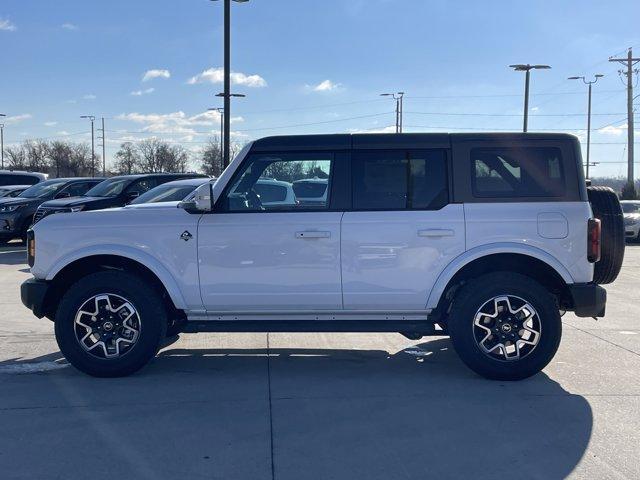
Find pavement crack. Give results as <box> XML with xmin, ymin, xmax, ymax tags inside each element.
<box><xmin>267</xmin><ymin>332</ymin><xmax>276</xmax><ymax>480</ymax></box>
<box><xmin>565</xmin><ymin>323</ymin><xmax>640</xmax><ymax>358</ymax></box>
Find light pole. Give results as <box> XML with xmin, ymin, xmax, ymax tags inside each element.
<box><xmin>380</xmin><ymin>92</ymin><xmax>405</xmax><ymax>133</ymax></box>
<box><xmin>211</xmin><ymin>0</ymin><xmax>249</xmax><ymax>167</ymax></box>
<box><xmin>215</xmin><ymin>92</ymin><xmax>245</xmax><ymax>166</ymax></box>
<box><xmin>208</xmin><ymin>107</ymin><xmax>225</xmax><ymax>169</ymax></box>
<box><xmin>568</xmin><ymin>74</ymin><xmax>604</xmax><ymax>179</ymax></box>
<box><xmin>509</xmin><ymin>64</ymin><xmax>551</xmax><ymax>132</ymax></box>
<box><xmin>0</xmin><ymin>114</ymin><xmax>5</xmax><ymax>169</ymax></box>
<box><xmin>81</xmin><ymin>115</ymin><xmax>96</xmax><ymax>176</ymax></box>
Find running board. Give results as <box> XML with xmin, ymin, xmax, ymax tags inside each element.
<box><xmin>181</xmin><ymin>319</ymin><xmax>437</xmax><ymax>334</ymax></box>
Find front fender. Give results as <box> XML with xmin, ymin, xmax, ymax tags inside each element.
<box><xmin>425</xmin><ymin>242</ymin><xmax>574</xmax><ymax>310</ymax></box>
<box><xmin>45</xmin><ymin>244</ymin><xmax>188</xmax><ymax>310</ymax></box>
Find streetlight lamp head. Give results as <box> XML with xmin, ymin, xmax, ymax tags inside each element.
<box><xmin>531</xmin><ymin>65</ymin><xmax>551</xmax><ymax>70</ymax></box>
<box><xmin>380</xmin><ymin>93</ymin><xmax>392</xmax><ymax>97</ymax></box>
<box><xmin>0</xmin><ymin>114</ymin><xmax>6</xmax><ymax>117</ymax></box>
<box><xmin>595</xmin><ymin>74</ymin><xmax>605</xmax><ymax>78</ymax></box>
<box><xmin>509</xmin><ymin>64</ymin><xmax>529</xmax><ymax>71</ymax></box>
<box><xmin>568</xmin><ymin>76</ymin><xmax>582</xmax><ymax>80</ymax></box>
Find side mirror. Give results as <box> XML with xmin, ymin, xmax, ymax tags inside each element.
<box><xmin>125</xmin><ymin>191</ymin><xmax>140</xmax><ymax>204</ymax></box>
<box><xmin>179</xmin><ymin>183</ymin><xmax>214</xmax><ymax>213</ymax></box>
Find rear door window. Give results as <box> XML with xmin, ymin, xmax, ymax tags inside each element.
<box><xmin>471</xmin><ymin>147</ymin><xmax>565</xmax><ymax>198</ymax></box>
<box><xmin>352</xmin><ymin>149</ymin><xmax>448</xmax><ymax>210</ymax></box>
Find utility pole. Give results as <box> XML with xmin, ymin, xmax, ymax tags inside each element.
<box><xmin>81</xmin><ymin>115</ymin><xmax>96</xmax><ymax>176</ymax></box>
<box><xmin>610</xmin><ymin>48</ymin><xmax>640</xmax><ymax>196</ymax></box>
<box><xmin>509</xmin><ymin>64</ymin><xmax>551</xmax><ymax>132</ymax></box>
<box><xmin>380</xmin><ymin>92</ymin><xmax>405</xmax><ymax>133</ymax></box>
<box><xmin>0</xmin><ymin>114</ymin><xmax>5</xmax><ymax>169</ymax></box>
<box><xmin>97</xmin><ymin>117</ymin><xmax>106</xmax><ymax>176</ymax></box>
<box><xmin>568</xmin><ymin>74</ymin><xmax>604</xmax><ymax>179</ymax></box>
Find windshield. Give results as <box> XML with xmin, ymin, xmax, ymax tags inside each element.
<box><xmin>622</xmin><ymin>203</ymin><xmax>640</xmax><ymax>214</ymax></box>
<box><xmin>85</xmin><ymin>178</ymin><xmax>131</xmax><ymax>197</ymax></box>
<box><xmin>19</xmin><ymin>179</ymin><xmax>68</xmax><ymax>199</ymax></box>
<box><xmin>131</xmin><ymin>184</ymin><xmax>199</xmax><ymax>204</ymax></box>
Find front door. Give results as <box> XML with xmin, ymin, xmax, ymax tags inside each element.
<box><xmin>198</xmin><ymin>150</ymin><xmax>343</xmax><ymax>311</ymax></box>
<box><xmin>341</xmin><ymin>148</ymin><xmax>465</xmax><ymax>310</ymax></box>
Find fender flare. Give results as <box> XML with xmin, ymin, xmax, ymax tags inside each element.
<box><xmin>425</xmin><ymin>242</ymin><xmax>574</xmax><ymax>310</ymax></box>
<box><xmin>46</xmin><ymin>244</ymin><xmax>188</xmax><ymax>310</ymax></box>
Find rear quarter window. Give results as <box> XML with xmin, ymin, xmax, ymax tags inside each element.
<box><xmin>471</xmin><ymin>147</ymin><xmax>566</xmax><ymax>198</ymax></box>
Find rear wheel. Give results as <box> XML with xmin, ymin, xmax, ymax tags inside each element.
<box><xmin>448</xmin><ymin>272</ymin><xmax>561</xmax><ymax>381</ymax></box>
<box><xmin>55</xmin><ymin>271</ymin><xmax>167</xmax><ymax>377</ymax></box>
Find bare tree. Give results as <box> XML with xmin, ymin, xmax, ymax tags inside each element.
<box><xmin>200</xmin><ymin>137</ymin><xmax>224</xmax><ymax>177</ymax></box>
<box><xmin>138</xmin><ymin>139</ymin><xmax>190</xmax><ymax>173</ymax></box>
<box><xmin>68</xmin><ymin>143</ymin><xmax>93</xmax><ymax>176</ymax></box>
<box><xmin>47</xmin><ymin>141</ymin><xmax>73</xmax><ymax>177</ymax></box>
<box><xmin>23</xmin><ymin>140</ymin><xmax>49</xmax><ymax>172</ymax></box>
<box><xmin>4</xmin><ymin>145</ymin><xmax>27</xmax><ymax>170</ymax></box>
<box><xmin>114</xmin><ymin>142</ymin><xmax>141</xmax><ymax>175</ymax></box>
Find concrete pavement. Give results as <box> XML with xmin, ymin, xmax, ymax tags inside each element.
<box><xmin>1</xmin><ymin>243</ymin><xmax>639</xmax><ymax>479</ymax></box>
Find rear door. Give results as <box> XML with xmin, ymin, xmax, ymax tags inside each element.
<box><xmin>341</xmin><ymin>146</ymin><xmax>465</xmax><ymax>310</ymax></box>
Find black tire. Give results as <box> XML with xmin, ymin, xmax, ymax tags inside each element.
<box><xmin>448</xmin><ymin>272</ymin><xmax>562</xmax><ymax>381</ymax></box>
<box><xmin>588</xmin><ymin>186</ymin><xmax>625</xmax><ymax>284</ymax></box>
<box><xmin>55</xmin><ymin>271</ymin><xmax>167</xmax><ymax>377</ymax></box>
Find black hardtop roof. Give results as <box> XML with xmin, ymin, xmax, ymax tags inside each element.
<box><xmin>251</xmin><ymin>132</ymin><xmax>579</xmax><ymax>152</ymax></box>
<box><xmin>106</xmin><ymin>173</ymin><xmax>207</xmax><ymax>181</ymax></box>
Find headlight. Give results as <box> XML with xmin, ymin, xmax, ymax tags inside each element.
<box><xmin>70</xmin><ymin>206</ymin><xmax>85</xmax><ymax>212</ymax></box>
<box><xmin>0</xmin><ymin>204</ymin><xmax>24</xmax><ymax>213</ymax></box>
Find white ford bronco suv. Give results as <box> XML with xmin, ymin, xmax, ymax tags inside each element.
<box><xmin>21</xmin><ymin>133</ymin><xmax>625</xmax><ymax>380</ymax></box>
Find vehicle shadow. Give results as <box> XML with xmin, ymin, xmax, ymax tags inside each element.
<box><xmin>0</xmin><ymin>337</ymin><xmax>592</xmax><ymax>480</ymax></box>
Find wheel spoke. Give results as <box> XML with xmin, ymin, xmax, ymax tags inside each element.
<box><xmin>74</xmin><ymin>293</ymin><xmax>141</xmax><ymax>360</ymax></box>
<box><xmin>473</xmin><ymin>294</ymin><xmax>541</xmax><ymax>362</ymax></box>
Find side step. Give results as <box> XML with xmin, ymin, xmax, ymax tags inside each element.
<box><xmin>181</xmin><ymin>320</ymin><xmax>439</xmax><ymax>335</ymax></box>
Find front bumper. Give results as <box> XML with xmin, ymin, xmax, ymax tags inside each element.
<box><xmin>569</xmin><ymin>283</ymin><xmax>606</xmax><ymax>318</ymax></box>
<box><xmin>21</xmin><ymin>278</ymin><xmax>51</xmax><ymax>319</ymax></box>
<box><xmin>625</xmin><ymin>223</ymin><xmax>640</xmax><ymax>239</ymax></box>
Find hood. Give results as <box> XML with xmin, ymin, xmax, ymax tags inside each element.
<box><xmin>0</xmin><ymin>197</ymin><xmax>39</xmax><ymax>208</ymax></box>
<box><xmin>41</xmin><ymin>196</ymin><xmax>120</xmax><ymax>209</ymax></box>
<box><xmin>123</xmin><ymin>201</ymin><xmax>181</xmax><ymax>210</ymax></box>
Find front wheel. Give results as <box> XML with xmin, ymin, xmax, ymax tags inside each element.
<box><xmin>55</xmin><ymin>271</ymin><xmax>167</xmax><ymax>377</ymax></box>
<box><xmin>448</xmin><ymin>272</ymin><xmax>562</xmax><ymax>381</ymax></box>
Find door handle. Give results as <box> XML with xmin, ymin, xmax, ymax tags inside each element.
<box><xmin>295</xmin><ymin>231</ymin><xmax>331</xmax><ymax>239</ymax></box>
<box><xmin>418</xmin><ymin>229</ymin><xmax>455</xmax><ymax>238</ymax></box>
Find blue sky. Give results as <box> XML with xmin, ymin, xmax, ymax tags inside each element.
<box><xmin>1</xmin><ymin>0</ymin><xmax>639</xmax><ymax>176</ymax></box>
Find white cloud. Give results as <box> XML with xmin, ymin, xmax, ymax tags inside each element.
<box><xmin>349</xmin><ymin>125</ymin><xmax>397</xmax><ymax>134</ymax></box>
<box><xmin>44</xmin><ymin>121</ymin><xmax>58</xmax><ymax>127</ymax></box>
<box><xmin>3</xmin><ymin>114</ymin><xmax>32</xmax><ymax>125</ymax></box>
<box><xmin>142</xmin><ymin>69</ymin><xmax>171</xmax><ymax>82</ymax></box>
<box><xmin>187</xmin><ymin>67</ymin><xmax>267</xmax><ymax>88</ymax></box>
<box><xmin>130</xmin><ymin>88</ymin><xmax>155</xmax><ymax>96</ymax></box>
<box><xmin>83</xmin><ymin>94</ymin><xmax>97</xmax><ymax>100</ymax></box>
<box><xmin>61</xmin><ymin>23</ymin><xmax>78</xmax><ymax>30</ymax></box>
<box><xmin>0</xmin><ymin>18</ymin><xmax>16</xmax><ymax>31</ymax></box>
<box><xmin>116</xmin><ymin>110</ymin><xmax>244</xmax><ymax>138</ymax></box>
<box><xmin>599</xmin><ymin>124</ymin><xmax>626</xmax><ymax>136</ymax></box>
<box><xmin>56</xmin><ymin>131</ymin><xmax>71</xmax><ymax>136</ymax></box>
<box><xmin>308</xmin><ymin>79</ymin><xmax>341</xmax><ymax>92</ymax></box>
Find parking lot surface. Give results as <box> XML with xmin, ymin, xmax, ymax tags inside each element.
<box><xmin>1</xmin><ymin>243</ymin><xmax>639</xmax><ymax>480</ymax></box>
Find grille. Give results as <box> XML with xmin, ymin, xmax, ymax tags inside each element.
<box><xmin>32</xmin><ymin>207</ymin><xmax>48</xmax><ymax>224</ymax></box>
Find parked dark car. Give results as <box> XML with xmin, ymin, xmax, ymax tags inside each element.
<box><xmin>0</xmin><ymin>185</ymin><xmax>30</xmax><ymax>198</ymax></box>
<box><xmin>0</xmin><ymin>177</ymin><xmax>103</xmax><ymax>244</ymax></box>
<box><xmin>130</xmin><ymin>177</ymin><xmax>211</xmax><ymax>205</ymax></box>
<box><xmin>35</xmin><ymin>173</ymin><xmax>208</xmax><ymax>223</ymax></box>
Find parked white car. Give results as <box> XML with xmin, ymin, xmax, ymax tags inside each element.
<box><xmin>21</xmin><ymin>133</ymin><xmax>624</xmax><ymax>380</ymax></box>
<box><xmin>621</xmin><ymin>200</ymin><xmax>640</xmax><ymax>241</ymax></box>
